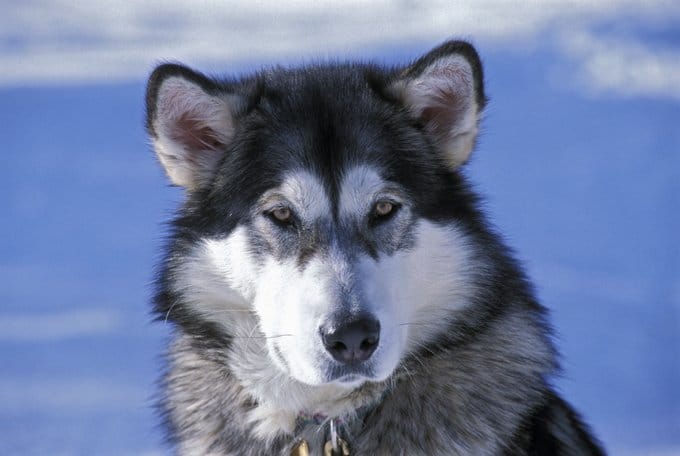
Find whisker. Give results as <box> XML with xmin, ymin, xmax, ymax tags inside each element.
<box><xmin>164</xmin><ymin>304</ymin><xmax>255</xmax><ymax>324</ymax></box>
<box><xmin>231</xmin><ymin>334</ymin><xmax>294</xmax><ymax>340</ymax></box>
<box><xmin>207</xmin><ymin>309</ymin><xmax>256</xmax><ymax>313</ymax></box>
<box><xmin>243</xmin><ymin>323</ymin><xmax>259</xmax><ymax>354</ymax></box>
<box><xmin>164</xmin><ymin>302</ymin><xmax>179</xmax><ymax>325</ymax></box>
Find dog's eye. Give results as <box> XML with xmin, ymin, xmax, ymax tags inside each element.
<box><xmin>271</xmin><ymin>207</ymin><xmax>292</xmax><ymax>222</ymax></box>
<box><xmin>374</xmin><ymin>201</ymin><xmax>394</xmax><ymax>217</ymax></box>
<box><xmin>266</xmin><ymin>206</ymin><xmax>296</xmax><ymax>227</ymax></box>
<box><xmin>371</xmin><ymin>200</ymin><xmax>400</xmax><ymax>224</ymax></box>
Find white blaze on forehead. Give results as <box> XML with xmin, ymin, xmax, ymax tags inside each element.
<box><xmin>338</xmin><ymin>165</ymin><xmax>390</xmax><ymax>217</ymax></box>
<box><xmin>266</xmin><ymin>169</ymin><xmax>330</xmax><ymax>219</ymax></box>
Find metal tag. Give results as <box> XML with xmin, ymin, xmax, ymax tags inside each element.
<box><xmin>290</xmin><ymin>439</ymin><xmax>310</xmax><ymax>456</ymax></box>
<box><xmin>323</xmin><ymin>437</ymin><xmax>350</xmax><ymax>456</ymax></box>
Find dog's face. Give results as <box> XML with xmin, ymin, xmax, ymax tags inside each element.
<box><xmin>147</xmin><ymin>42</ymin><xmax>486</xmax><ymax>387</ymax></box>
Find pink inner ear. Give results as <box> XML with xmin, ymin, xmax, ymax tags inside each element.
<box><xmin>171</xmin><ymin>114</ymin><xmax>224</xmax><ymax>151</ymax></box>
<box><xmin>420</xmin><ymin>90</ymin><xmax>463</xmax><ymax>133</ymax></box>
<box><xmin>412</xmin><ymin>62</ymin><xmax>473</xmax><ymax>137</ymax></box>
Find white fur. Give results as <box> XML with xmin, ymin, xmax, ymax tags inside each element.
<box><xmin>357</xmin><ymin>220</ymin><xmax>476</xmax><ymax>357</ymax></box>
<box><xmin>253</xmin><ymin>254</ymin><xmax>334</xmax><ymax>383</ymax></box>
<box><xmin>172</xmin><ymin>226</ymin><xmax>257</xmax><ymax>331</ymax></box>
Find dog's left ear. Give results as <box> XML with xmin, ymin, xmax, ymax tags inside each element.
<box><xmin>389</xmin><ymin>41</ymin><xmax>486</xmax><ymax>168</ymax></box>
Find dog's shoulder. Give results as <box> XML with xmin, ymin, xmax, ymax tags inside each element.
<box><xmin>505</xmin><ymin>391</ymin><xmax>606</xmax><ymax>455</ymax></box>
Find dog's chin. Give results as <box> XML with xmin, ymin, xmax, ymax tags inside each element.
<box><xmin>282</xmin><ymin>367</ymin><xmax>365</xmax><ymax>388</ymax></box>
<box><xmin>293</xmin><ymin>362</ymin><xmax>394</xmax><ymax>389</ymax></box>
<box><xmin>292</xmin><ymin>372</ymin><xmax>372</xmax><ymax>389</ymax></box>
<box><xmin>279</xmin><ymin>359</ymin><xmax>382</xmax><ymax>388</ymax></box>
<box><xmin>328</xmin><ymin>374</ymin><xmax>370</xmax><ymax>388</ymax></box>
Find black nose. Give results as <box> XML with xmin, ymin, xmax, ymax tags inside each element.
<box><xmin>320</xmin><ymin>316</ymin><xmax>380</xmax><ymax>364</ymax></box>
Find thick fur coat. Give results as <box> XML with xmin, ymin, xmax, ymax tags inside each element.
<box><xmin>146</xmin><ymin>41</ymin><xmax>605</xmax><ymax>455</ymax></box>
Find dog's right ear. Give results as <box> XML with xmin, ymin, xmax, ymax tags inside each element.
<box><xmin>146</xmin><ymin>64</ymin><xmax>241</xmax><ymax>190</ymax></box>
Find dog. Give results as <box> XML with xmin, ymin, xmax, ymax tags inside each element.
<box><xmin>145</xmin><ymin>40</ymin><xmax>605</xmax><ymax>455</ymax></box>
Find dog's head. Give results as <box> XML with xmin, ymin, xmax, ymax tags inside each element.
<box><xmin>147</xmin><ymin>41</ymin><xmax>486</xmax><ymax>387</ymax></box>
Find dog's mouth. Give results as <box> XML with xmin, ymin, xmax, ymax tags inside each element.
<box><xmin>330</xmin><ymin>373</ymin><xmax>368</xmax><ymax>387</ymax></box>
<box><xmin>324</xmin><ymin>363</ymin><xmax>376</xmax><ymax>385</ymax></box>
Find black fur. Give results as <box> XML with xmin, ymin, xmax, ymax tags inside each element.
<box><xmin>506</xmin><ymin>392</ymin><xmax>605</xmax><ymax>455</ymax></box>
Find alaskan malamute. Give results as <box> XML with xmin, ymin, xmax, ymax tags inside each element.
<box><xmin>146</xmin><ymin>40</ymin><xmax>604</xmax><ymax>455</ymax></box>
